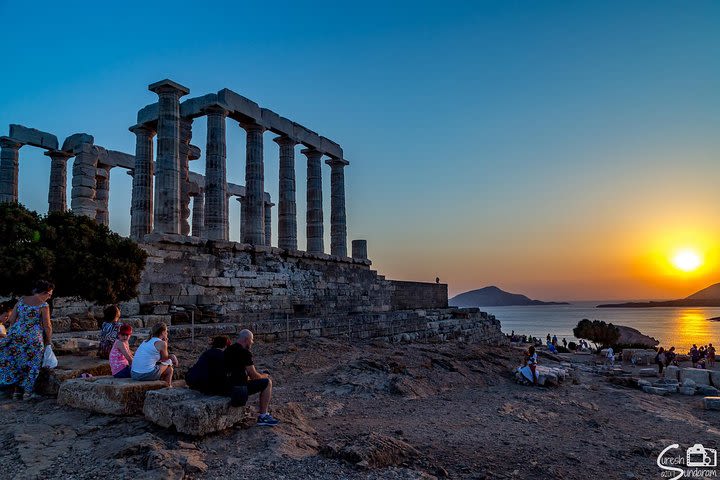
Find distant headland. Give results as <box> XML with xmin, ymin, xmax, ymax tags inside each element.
<box><xmin>597</xmin><ymin>282</ymin><xmax>720</xmax><ymax>308</ymax></box>
<box><xmin>449</xmin><ymin>286</ymin><xmax>569</xmax><ymax>307</ymax></box>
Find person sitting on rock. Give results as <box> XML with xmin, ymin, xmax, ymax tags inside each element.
<box><xmin>110</xmin><ymin>324</ymin><xmax>134</xmax><ymax>378</ymax></box>
<box><xmin>605</xmin><ymin>347</ymin><xmax>615</xmax><ymax>367</ymax></box>
<box><xmin>131</xmin><ymin>322</ymin><xmax>177</xmax><ymax>387</ymax></box>
<box><xmin>98</xmin><ymin>305</ymin><xmax>122</xmax><ymax>360</ymax></box>
<box><xmin>526</xmin><ymin>345</ymin><xmax>538</xmax><ymax>386</ymax></box>
<box><xmin>224</xmin><ymin>329</ymin><xmax>279</xmax><ymax>426</ymax></box>
<box><xmin>186</xmin><ymin>335</ymin><xmax>231</xmax><ymax>395</ymax></box>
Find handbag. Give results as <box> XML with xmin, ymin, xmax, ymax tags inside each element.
<box><xmin>42</xmin><ymin>345</ymin><xmax>58</xmax><ymax>369</ymax></box>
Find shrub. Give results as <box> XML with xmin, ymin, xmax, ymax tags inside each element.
<box><xmin>573</xmin><ymin>318</ymin><xmax>620</xmax><ymax>351</ymax></box>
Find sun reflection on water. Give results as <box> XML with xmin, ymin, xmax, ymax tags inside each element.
<box><xmin>672</xmin><ymin>309</ymin><xmax>713</xmax><ymax>349</ymax></box>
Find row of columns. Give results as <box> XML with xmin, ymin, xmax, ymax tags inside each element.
<box><xmin>130</xmin><ymin>80</ymin><xmax>349</xmax><ymax>256</ymax></box>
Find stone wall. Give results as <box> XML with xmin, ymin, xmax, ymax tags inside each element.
<box><xmin>389</xmin><ymin>280</ymin><xmax>448</xmax><ymax>310</ymax></box>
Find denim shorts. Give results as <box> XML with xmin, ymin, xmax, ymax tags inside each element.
<box><xmin>131</xmin><ymin>365</ymin><xmax>162</xmax><ymax>381</ymax></box>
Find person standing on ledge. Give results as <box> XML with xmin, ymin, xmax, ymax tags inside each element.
<box><xmin>224</xmin><ymin>329</ymin><xmax>279</xmax><ymax>427</ymax></box>
<box><xmin>435</xmin><ymin>277</ymin><xmax>440</xmax><ymax>284</ymax></box>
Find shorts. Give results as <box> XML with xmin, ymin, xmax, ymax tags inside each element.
<box><xmin>113</xmin><ymin>365</ymin><xmax>132</xmax><ymax>379</ymax></box>
<box><xmin>246</xmin><ymin>378</ymin><xmax>269</xmax><ymax>395</ymax></box>
<box><xmin>131</xmin><ymin>366</ymin><xmax>163</xmax><ymax>381</ymax></box>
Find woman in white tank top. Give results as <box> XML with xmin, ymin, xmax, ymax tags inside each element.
<box><xmin>130</xmin><ymin>322</ymin><xmax>178</xmax><ymax>386</ymax></box>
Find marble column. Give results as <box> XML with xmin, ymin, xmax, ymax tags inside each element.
<box><xmin>325</xmin><ymin>157</ymin><xmax>349</xmax><ymax>257</ymax></box>
<box><xmin>0</xmin><ymin>137</ymin><xmax>22</xmax><ymax>203</ymax></box>
<box><xmin>191</xmin><ymin>191</ymin><xmax>205</xmax><ymax>238</ymax></box>
<box><xmin>264</xmin><ymin>201</ymin><xmax>274</xmax><ymax>247</ymax></box>
<box><xmin>204</xmin><ymin>105</ymin><xmax>229</xmax><ymax>241</ymax></box>
<box><xmin>45</xmin><ymin>150</ymin><xmax>73</xmax><ymax>212</ymax></box>
<box><xmin>129</xmin><ymin>125</ymin><xmax>155</xmax><ymax>241</ymax></box>
<box><xmin>95</xmin><ymin>166</ymin><xmax>111</xmax><ymax>226</ymax></box>
<box><xmin>352</xmin><ymin>239</ymin><xmax>368</xmax><ymax>260</ymax></box>
<box><xmin>303</xmin><ymin>148</ymin><xmax>324</xmax><ymax>253</ymax></box>
<box><xmin>70</xmin><ymin>143</ymin><xmax>99</xmax><ymax>218</ymax></box>
<box><xmin>179</xmin><ymin>118</ymin><xmax>193</xmax><ymax>236</ymax></box>
<box><xmin>148</xmin><ymin>79</ymin><xmax>189</xmax><ymax>235</ymax></box>
<box><xmin>237</xmin><ymin>196</ymin><xmax>246</xmax><ymax>242</ymax></box>
<box><xmin>273</xmin><ymin>136</ymin><xmax>297</xmax><ymax>250</ymax></box>
<box><xmin>241</xmin><ymin>122</ymin><xmax>265</xmax><ymax>245</ymax></box>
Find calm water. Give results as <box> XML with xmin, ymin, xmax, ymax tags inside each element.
<box><xmin>482</xmin><ymin>301</ymin><xmax>720</xmax><ymax>353</ymax></box>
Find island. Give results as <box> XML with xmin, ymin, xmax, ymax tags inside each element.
<box><xmin>597</xmin><ymin>282</ymin><xmax>720</xmax><ymax>308</ymax></box>
<box><xmin>449</xmin><ymin>285</ymin><xmax>569</xmax><ymax>307</ymax></box>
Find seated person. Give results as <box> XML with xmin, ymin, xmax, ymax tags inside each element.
<box><xmin>225</xmin><ymin>329</ymin><xmax>279</xmax><ymax>427</ymax></box>
<box><xmin>131</xmin><ymin>323</ymin><xmax>177</xmax><ymax>387</ymax></box>
<box><xmin>186</xmin><ymin>336</ymin><xmax>230</xmax><ymax>395</ymax></box>
<box><xmin>110</xmin><ymin>324</ymin><xmax>134</xmax><ymax>378</ymax></box>
<box><xmin>98</xmin><ymin>305</ymin><xmax>122</xmax><ymax>359</ymax></box>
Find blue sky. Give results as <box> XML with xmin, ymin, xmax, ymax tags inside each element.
<box><xmin>1</xmin><ymin>0</ymin><xmax>719</xmax><ymax>299</ymax></box>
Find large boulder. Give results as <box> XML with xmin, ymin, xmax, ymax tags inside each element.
<box><xmin>679</xmin><ymin>368</ymin><xmax>711</xmax><ymax>386</ymax></box>
<box><xmin>34</xmin><ymin>355</ymin><xmax>111</xmax><ymax>396</ymax></box>
<box><xmin>58</xmin><ymin>377</ymin><xmax>171</xmax><ymax>415</ymax></box>
<box><xmin>616</xmin><ymin>326</ymin><xmax>659</xmax><ymax>348</ymax></box>
<box><xmin>144</xmin><ymin>387</ymin><xmax>252</xmax><ymax>436</ymax></box>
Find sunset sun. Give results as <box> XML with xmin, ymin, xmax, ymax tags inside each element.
<box><xmin>671</xmin><ymin>249</ymin><xmax>703</xmax><ymax>272</ymax></box>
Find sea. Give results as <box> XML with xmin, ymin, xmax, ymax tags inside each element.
<box><xmin>481</xmin><ymin>301</ymin><xmax>720</xmax><ymax>353</ymax></box>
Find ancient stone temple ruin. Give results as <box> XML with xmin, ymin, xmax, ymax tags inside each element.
<box><xmin>1</xmin><ymin>79</ymin><xmax>501</xmax><ymax>344</ymax></box>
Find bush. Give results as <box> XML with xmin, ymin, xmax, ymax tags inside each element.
<box><xmin>573</xmin><ymin>318</ymin><xmax>620</xmax><ymax>351</ymax></box>
<box><xmin>0</xmin><ymin>203</ymin><xmax>148</xmax><ymax>304</ymax></box>
<box><xmin>568</xmin><ymin>341</ymin><xmax>578</xmax><ymax>351</ymax></box>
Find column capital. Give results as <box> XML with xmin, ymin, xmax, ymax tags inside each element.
<box><xmin>264</xmin><ymin>201</ymin><xmax>275</xmax><ymax>207</ymax></box>
<box><xmin>239</xmin><ymin>121</ymin><xmax>265</xmax><ymax>133</ymax></box>
<box><xmin>0</xmin><ymin>137</ymin><xmax>22</xmax><ymax>150</ymax></box>
<box><xmin>325</xmin><ymin>157</ymin><xmax>350</xmax><ymax>167</ymax></box>
<box><xmin>273</xmin><ymin>135</ymin><xmax>297</xmax><ymax>147</ymax></box>
<box><xmin>301</xmin><ymin>147</ymin><xmax>323</xmax><ymax>159</ymax></box>
<box><xmin>129</xmin><ymin>124</ymin><xmax>156</xmax><ymax>136</ymax></box>
<box><xmin>148</xmin><ymin>79</ymin><xmax>190</xmax><ymax>97</ymax></box>
<box><xmin>203</xmin><ymin>103</ymin><xmax>229</xmax><ymax>117</ymax></box>
<box><xmin>44</xmin><ymin>149</ymin><xmax>74</xmax><ymax>161</ymax></box>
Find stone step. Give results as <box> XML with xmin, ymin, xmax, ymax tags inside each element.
<box><xmin>57</xmin><ymin>376</ymin><xmax>183</xmax><ymax>415</ymax></box>
<box><xmin>703</xmin><ymin>396</ymin><xmax>720</xmax><ymax>410</ymax></box>
<box><xmin>35</xmin><ymin>355</ymin><xmax>111</xmax><ymax>396</ymax></box>
<box><xmin>642</xmin><ymin>385</ymin><xmax>671</xmax><ymax>395</ymax></box>
<box><xmin>144</xmin><ymin>387</ymin><xmax>252</xmax><ymax>436</ymax></box>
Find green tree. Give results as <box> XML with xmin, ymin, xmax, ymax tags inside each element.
<box><xmin>0</xmin><ymin>203</ymin><xmax>147</xmax><ymax>304</ymax></box>
<box><xmin>573</xmin><ymin>318</ymin><xmax>620</xmax><ymax>352</ymax></box>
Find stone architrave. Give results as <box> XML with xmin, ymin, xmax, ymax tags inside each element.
<box><xmin>148</xmin><ymin>79</ymin><xmax>190</xmax><ymax>235</ymax></box>
<box><xmin>303</xmin><ymin>148</ymin><xmax>324</xmax><ymax>253</ymax></box>
<box><xmin>241</xmin><ymin>122</ymin><xmax>265</xmax><ymax>245</ymax></box>
<box><xmin>70</xmin><ymin>142</ymin><xmax>99</xmax><ymax>218</ymax></box>
<box><xmin>325</xmin><ymin>157</ymin><xmax>349</xmax><ymax>257</ymax></box>
<box><xmin>45</xmin><ymin>150</ymin><xmax>73</xmax><ymax>212</ymax></box>
<box><xmin>204</xmin><ymin>105</ymin><xmax>229</xmax><ymax>241</ymax></box>
<box><xmin>179</xmin><ymin>117</ymin><xmax>193</xmax><ymax>236</ymax></box>
<box><xmin>273</xmin><ymin>136</ymin><xmax>297</xmax><ymax>250</ymax></box>
<box><xmin>129</xmin><ymin>125</ymin><xmax>155</xmax><ymax>241</ymax></box>
<box><xmin>0</xmin><ymin>137</ymin><xmax>22</xmax><ymax>203</ymax></box>
<box><xmin>191</xmin><ymin>191</ymin><xmax>205</xmax><ymax>238</ymax></box>
<box><xmin>264</xmin><ymin>202</ymin><xmax>274</xmax><ymax>247</ymax></box>
<box><xmin>95</xmin><ymin>166</ymin><xmax>111</xmax><ymax>226</ymax></box>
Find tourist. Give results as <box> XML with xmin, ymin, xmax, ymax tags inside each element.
<box><xmin>562</xmin><ymin>338</ymin><xmax>567</xmax><ymax>349</ymax></box>
<box><xmin>547</xmin><ymin>339</ymin><xmax>558</xmax><ymax>354</ymax></box>
<box><xmin>708</xmin><ymin>344</ymin><xmax>716</xmax><ymax>367</ymax></box>
<box><xmin>131</xmin><ymin>322</ymin><xmax>177</xmax><ymax>387</ymax></box>
<box><xmin>655</xmin><ymin>347</ymin><xmax>666</xmax><ymax>376</ymax></box>
<box><xmin>0</xmin><ymin>280</ymin><xmax>54</xmax><ymax>400</ymax></box>
<box><xmin>691</xmin><ymin>344</ymin><xmax>700</xmax><ymax>365</ymax></box>
<box><xmin>225</xmin><ymin>329</ymin><xmax>280</xmax><ymax>426</ymax></box>
<box><xmin>526</xmin><ymin>345</ymin><xmax>538</xmax><ymax>386</ymax></box>
<box><xmin>186</xmin><ymin>336</ymin><xmax>231</xmax><ymax>395</ymax></box>
<box><xmin>0</xmin><ymin>300</ymin><xmax>16</xmax><ymax>338</ymax></box>
<box><xmin>552</xmin><ymin>334</ymin><xmax>558</xmax><ymax>346</ymax></box>
<box><xmin>664</xmin><ymin>346</ymin><xmax>677</xmax><ymax>367</ymax></box>
<box><xmin>98</xmin><ymin>305</ymin><xmax>122</xmax><ymax>359</ymax></box>
<box><xmin>546</xmin><ymin>333</ymin><xmax>551</xmax><ymax>343</ymax></box>
<box><xmin>605</xmin><ymin>346</ymin><xmax>615</xmax><ymax>367</ymax></box>
<box><xmin>109</xmin><ymin>324</ymin><xmax>134</xmax><ymax>378</ymax></box>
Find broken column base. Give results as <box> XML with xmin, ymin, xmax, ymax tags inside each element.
<box><xmin>144</xmin><ymin>387</ymin><xmax>253</xmax><ymax>436</ymax></box>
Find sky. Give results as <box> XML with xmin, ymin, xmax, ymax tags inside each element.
<box><xmin>1</xmin><ymin>0</ymin><xmax>719</xmax><ymax>301</ymax></box>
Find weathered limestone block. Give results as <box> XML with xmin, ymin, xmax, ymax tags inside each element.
<box><xmin>143</xmin><ymin>387</ymin><xmax>252</xmax><ymax>435</ymax></box>
<box><xmin>62</xmin><ymin>133</ymin><xmax>94</xmax><ymax>152</ymax></box>
<box><xmin>665</xmin><ymin>365</ymin><xmax>680</xmax><ymax>381</ymax></box>
<box><xmin>34</xmin><ymin>356</ymin><xmax>111</xmax><ymax>396</ymax></box>
<box><xmin>58</xmin><ymin>377</ymin><xmax>171</xmax><ymax>415</ymax></box>
<box><xmin>680</xmin><ymin>386</ymin><xmax>696</xmax><ymax>395</ymax></box>
<box><xmin>703</xmin><ymin>397</ymin><xmax>720</xmax><ymax>410</ymax></box>
<box><xmin>642</xmin><ymin>385</ymin><xmax>670</xmax><ymax>395</ymax></box>
<box><xmin>697</xmin><ymin>385</ymin><xmax>720</xmax><ymax>396</ymax></box>
<box><xmin>9</xmin><ymin>124</ymin><xmax>58</xmax><ymax>150</ymax></box>
<box><xmin>709</xmin><ymin>370</ymin><xmax>720</xmax><ymax>388</ymax></box>
<box><xmin>637</xmin><ymin>368</ymin><xmax>657</xmax><ymax>377</ymax></box>
<box><xmin>679</xmin><ymin>368</ymin><xmax>711</xmax><ymax>386</ymax></box>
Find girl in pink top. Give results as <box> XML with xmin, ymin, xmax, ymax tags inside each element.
<box><xmin>110</xmin><ymin>324</ymin><xmax>134</xmax><ymax>378</ymax></box>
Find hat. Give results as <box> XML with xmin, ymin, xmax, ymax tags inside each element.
<box><xmin>119</xmin><ymin>324</ymin><xmax>133</xmax><ymax>335</ymax></box>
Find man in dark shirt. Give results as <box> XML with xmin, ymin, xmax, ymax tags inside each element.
<box><xmin>224</xmin><ymin>329</ymin><xmax>279</xmax><ymax>426</ymax></box>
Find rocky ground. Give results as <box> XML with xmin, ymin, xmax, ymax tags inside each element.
<box><xmin>2</xmin><ymin>337</ymin><xmax>720</xmax><ymax>479</ymax></box>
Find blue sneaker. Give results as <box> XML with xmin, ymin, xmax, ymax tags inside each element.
<box><xmin>257</xmin><ymin>413</ymin><xmax>279</xmax><ymax>427</ymax></box>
